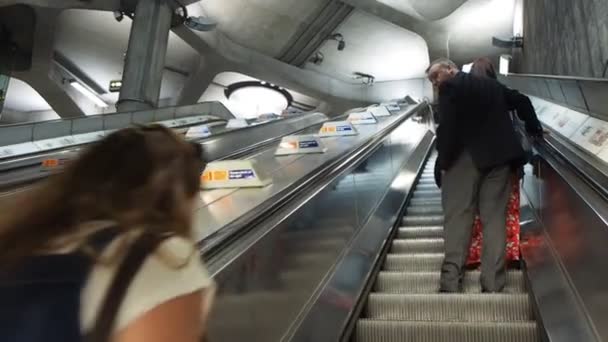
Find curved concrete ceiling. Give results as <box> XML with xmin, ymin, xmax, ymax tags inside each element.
<box><xmin>304</xmin><ymin>10</ymin><xmax>429</xmax><ymax>82</ymax></box>
<box><xmin>4</xmin><ymin>78</ymin><xmax>51</xmax><ymax>112</ymax></box>
<box><xmin>409</xmin><ymin>0</ymin><xmax>468</xmax><ymax>21</ymax></box>
<box><xmin>195</xmin><ymin>0</ymin><xmax>331</xmax><ymax>57</ymax></box>
<box><xmin>375</xmin><ymin>0</ymin><xmax>467</xmax><ymax>21</ymax></box>
<box><xmin>1</xmin><ymin>0</ymin><xmax>517</xmax><ymax>121</ymax></box>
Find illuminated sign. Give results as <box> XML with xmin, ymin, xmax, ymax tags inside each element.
<box><xmin>109</xmin><ymin>80</ymin><xmax>122</xmax><ymax>93</ymax></box>
<box><xmin>319</xmin><ymin>121</ymin><xmax>358</xmax><ymax>137</ymax></box>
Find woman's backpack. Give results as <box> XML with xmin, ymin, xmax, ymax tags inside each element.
<box><xmin>0</xmin><ymin>230</ymin><xmax>167</xmax><ymax>342</ymax></box>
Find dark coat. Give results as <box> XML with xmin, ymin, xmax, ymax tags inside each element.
<box><xmin>435</xmin><ymin>72</ymin><xmax>543</xmax><ymax>173</ymax></box>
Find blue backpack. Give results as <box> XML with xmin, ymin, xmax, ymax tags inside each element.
<box><xmin>0</xmin><ymin>230</ymin><xmax>165</xmax><ymax>342</ymax></box>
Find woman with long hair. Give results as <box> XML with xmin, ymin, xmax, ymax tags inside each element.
<box><xmin>0</xmin><ymin>125</ymin><xmax>214</xmax><ymax>342</ymax></box>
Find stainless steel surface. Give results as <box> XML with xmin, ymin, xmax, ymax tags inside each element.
<box><xmin>205</xmin><ymin>107</ymin><xmax>431</xmax><ymax>341</ymax></box>
<box><xmin>520</xmin><ymin>146</ymin><xmax>608</xmax><ymax>341</ymax></box>
<box><xmin>0</xmin><ymin>112</ymin><xmax>328</xmax><ymax>192</ymax></box>
<box><xmin>201</xmin><ymin>112</ymin><xmax>329</xmax><ymax>161</ymax></box>
<box><xmin>194</xmin><ymin>106</ymin><xmax>419</xmax><ymax>248</ymax></box>
<box><xmin>352</xmin><ymin>153</ymin><xmax>540</xmax><ymax>342</ymax></box>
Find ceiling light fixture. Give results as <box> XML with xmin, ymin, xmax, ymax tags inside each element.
<box><xmin>328</xmin><ymin>33</ymin><xmax>346</xmax><ymax>51</ymax></box>
<box><xmin>353</xmin><ymin>72</ymin><xmax>375</xmax><ymax>85</ymax></box>
<box><xmin>69</xmin><ymin>80</ymin><xmax>108</xmax><ymax>108</ymax></box>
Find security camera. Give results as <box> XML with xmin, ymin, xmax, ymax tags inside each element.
<box><xmin>113</xmin><ymin>11</ymin><xmax>124</xmax><ymax>22</ymax></box>
<box><xmin>328</xmin><ymin>33</ymin><xmax>346</xmax><ymax>51</ymax></box>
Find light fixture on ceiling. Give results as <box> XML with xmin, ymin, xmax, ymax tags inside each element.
<box><xmin>328</xmin><ymin>33</ymin><xmax>346</xmax><ymax>51</ymax></box>
<box><xmin>309</xmin><ymin>52</ymin><xmax>324</xmax><ymax>65</ymax></box>
<box><xmin>353</xmin><ymin>72</ymin><xmax>375</xmax><ymax>85</ymax></box>
<box><xmin>185</xmin><ymin>16</ymin><xmax>218</xmax><ymax>32</ymax></box>
<box><xmin>69</xmin><ymin>80</ymin><xmax>108</xmax><ymax>108</ymax></box>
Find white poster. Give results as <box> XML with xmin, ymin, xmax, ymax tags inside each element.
<box><xmin>571</xmin><ymin>117</ymin><xmax>608</xmax><ymax>154</ymax></box>
<box><xmin>550</xmin><ymin>109</ymin><xmax>589</xmax><ymax>139</ymax></box>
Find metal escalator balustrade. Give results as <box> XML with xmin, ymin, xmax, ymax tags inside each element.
<box><xmin>355</xmin><ymin>153</ymin><xmax>541</xmax><ymax>342</ymax></box>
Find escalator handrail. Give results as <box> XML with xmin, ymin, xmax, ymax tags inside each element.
<box><xmin>535</xmin><ymin>131</ymin><xmax>608</xmax><ymax>202</ymax></box>
<box><xmin>199</xmin><ymin>103</ymin><xmax>426</xmax><ymax>261</ymax></box>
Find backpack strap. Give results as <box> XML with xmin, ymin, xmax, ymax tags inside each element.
<box><xmin>86</xmin><ymin>232</ymin><xmax>169</xmax><ymax>342</ymax></box>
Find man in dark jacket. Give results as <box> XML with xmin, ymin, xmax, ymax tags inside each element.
<box><xmin>426</xmin><ymin>58</ymin><xmax>542</xmax><ymax>292</ymax></box>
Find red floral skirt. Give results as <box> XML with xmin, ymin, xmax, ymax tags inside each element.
<box><xmin>466</xmin><ymin>177</ymin><xmax>520</xmax><ymax>266</ymax></box>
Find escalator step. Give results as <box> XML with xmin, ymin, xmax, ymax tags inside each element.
<box><xmin>355</xmin><ymin>320</ymin><xmax>540</xmax><ymax>342</ymax></box>
<box><xmin>384</xmin><ymin>254</ymin><xmax>444</xmax><ymax>272</ymax></box>
<box><xmin>374</xmin><ymin>271</ymin><xmax>525</xmax><ymax>294</ymax></box>
<box><xmin>398</xmin><ymin>226</ymin><xmax>444</xmax><ymax>239</ymax></box>
<box><xmin>408</xmin><ymin>199</ymin><xmax>442</xmax><ymax>207</ymax></box>
<box><xmin>413</xmin><ymin>190</ymin><xmax>442</xmax><ymax>197</ymax></box>
<box><xmin>414</xmin><ymin>184</ymin><xmax>439</xmax><ymax>191</ymax></box>
<box><xmin>392</xmin><ymin>239</ymin><xmax>444</xmax><ymax>253</ymax></box>
<box><xmin>406</xmin><ymin>206</ymin><xmax>443</xmax><ymax>215</ymax></box>
<box><xmin>366</xmin><ymin>293</ymin><xmax>533</xmax><ymax>321</ymax></box>
<box><xmin>402</xmin><ymin>215</ymin><xmax>444</xmax><ymax>226</ymax></box>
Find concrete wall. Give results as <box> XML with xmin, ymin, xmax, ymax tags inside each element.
<box><xmin>515</xmin><ymin>0</ymin><xmax>608</xmax><ymax>78</ymax></box>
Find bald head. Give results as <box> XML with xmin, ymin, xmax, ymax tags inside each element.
<box><xmin>426</xmin><ymin>58</ymin><xmax>459</xmax><ymax>88</ymax></box>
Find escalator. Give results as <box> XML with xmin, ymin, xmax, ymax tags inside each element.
<box><xmin>354</xmin><ymin>152</ymin><xmax>541</xmax><ymax>342</ymax></box>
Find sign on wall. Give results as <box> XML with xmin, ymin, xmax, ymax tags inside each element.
<box><xmin>0</xmin><ymin>74</ymin><xmax>9</xmax><ymax>113</ymax></box>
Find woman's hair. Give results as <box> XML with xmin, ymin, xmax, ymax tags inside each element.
<box><xmin>470</xmin><ymin>57</ymin><xmax>498</xmax><ymax>80</ymax></box>
<box><xmin>0</xmin><ymin>125</ymin><xmax>204</xmax><ymax>265</ymax></box>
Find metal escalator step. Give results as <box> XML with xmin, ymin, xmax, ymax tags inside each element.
<box><xmin>366</xmin><ymin>293</ymin><xmax>533</xmax><ymax>321</ymax></box>
<box><xmin>392</xmin><ymin>238</ymin><xmax>444</xmax><ymax>253</ymax></box>
<box><xmin>375</xmin><ymin>271</ymin><xmax>526</xmax><ymax>294</ymax></box>
<box><xmin>406</xmin><ymin>206</ymin><xmax>443</xmax><ymax>215</ymax></box>
<box><xmin>398</xmin><ymin>226</ymin><xmax>444</xmax><ymax>239</ymax></box>
<box><xmin>417</xmin><ymin>181</ymin><xmax>436</xmax><ymax>186</ymax></box>
<box><xmin>413</xmin><ymin>189</ymin><xmax>441</xmax><ymax>197</ymax></box>
<box><xmin>409</xmin><ymin>199</ymin><xmax>442</xmax><ymax>207</ymax></box>
<box><xmin>384</xmin><ymin>253</ymin><xmax>444</xmax><ymax>271</ymax></box>
<box><xmin>402</xmin><ymin>215</ymin><xmax>444</xmax><ymax>226</ymax></box>
<box><xmin>414</xmin><ymin>184</ymin><xmax>439</xmax><ymax>191</ymax></box>
<box><xmin>355</xmin><ymin>320</ymin><xmax>540</xmax><ymax>342</ymax></box>
<box><xmin>412</xmin><ymin>195</ymin><xmax>441</xmax><ymax>202</ymax></box>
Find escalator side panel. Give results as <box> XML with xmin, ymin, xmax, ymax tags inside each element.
<box><xmin>285</xmin><ymin>131</ymin><xmax>434</xmax><ymax>341</ymax></box>
<box><xmin>206</xmin><ymin>122</ymin><xmax>433</xmax><ymax>341</ymax></box>
<box><xmin>520</xmin><ymin>157</ymin><xmax>605</xmax><ymax>341</ymax></box>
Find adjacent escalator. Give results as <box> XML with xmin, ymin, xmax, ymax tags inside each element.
<box><xmin>355</xmin><ymin>153</ymin><xmax>541</xmax><ymax>342</ymax></box>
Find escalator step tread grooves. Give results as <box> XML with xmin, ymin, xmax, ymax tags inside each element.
<box><xmin>397</xmin><ymin>226</ymin><xmax>444</xmax><ymax>238</ymax></box>
<box><xmin>391</xmin><ymin>239</ymin><xmax>445</xmax><ymax>253</ymax></box>
<box><xmin>374</xmin><ymin>271</ymin><xmax>525</xmax><ymax>294</ymax></box>
<box><xmin>355</xmin><ymin>152</ymin><xmax>540</xmax><ymax>342</ymax></box>
<box><xmin>366</xmin><ymin>293</ymin><xmax>533</xmax><ymax>321</ymax></box>
<box><xmin>356</xmin><ymin>320</ymin><xmax>540</xmax><ymax>342</ymax></box>
<box><xmin>406</xmin><ymin>206</ymin><xmax>443</xmax><ymax>215</ymax></box>
<box><xmin>384</xmin><ymin>254</ymin><xmax>444</xmax><ymax>271</ymax></box>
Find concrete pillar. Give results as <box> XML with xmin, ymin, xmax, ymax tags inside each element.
<box><xmin>117</xmin><ymin>0</ymin><xmax>173</xmax><ymax>112</ymax></box>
